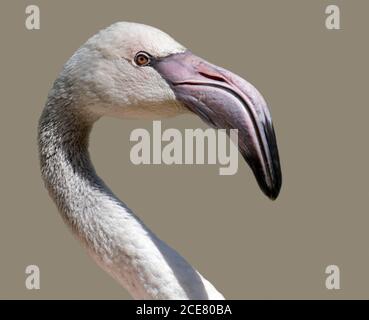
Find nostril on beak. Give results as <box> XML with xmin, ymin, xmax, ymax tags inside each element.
<box><xmin>198</xmin><ymin>71</ymin><xmax>227</xmax><ymax>83</ymax></box>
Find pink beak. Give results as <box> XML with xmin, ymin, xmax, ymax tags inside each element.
<box><xmin>153</xmin><ymin>51</ymin><xmax>282</xmax><ymax>199</ymax></box>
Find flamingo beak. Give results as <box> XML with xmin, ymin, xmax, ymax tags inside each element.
<box><xmin>153</xmin><ymin>51</ymin><xmax>282</xmax><ymax>200</ymax></box>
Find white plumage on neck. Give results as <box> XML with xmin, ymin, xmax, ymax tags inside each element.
<box><xmin>38</xmin><ymin>101</ymin><xmax>223</xmax><ymax>300</ymax></box>
<box><xmin>38</xmin><ymin>22</ymin><xmax>224</xmax><ymax>299</ymax></box>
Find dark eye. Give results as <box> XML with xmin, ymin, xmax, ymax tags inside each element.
<box><xmin>134</xmin><ymin>51</ymin><xmax>151</xmax><ymax>66</ymax></box>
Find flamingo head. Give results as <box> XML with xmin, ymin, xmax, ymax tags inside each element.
<box><xmin>61</xmin><ymin>22</ymin><xmax>282</xmax><ymax>199</ymax></box>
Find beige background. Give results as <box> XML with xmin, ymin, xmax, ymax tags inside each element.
<box><xmin>0</xmin><ymin>0</ymin><xmax>368</xmax><ymax>299</ymax></box>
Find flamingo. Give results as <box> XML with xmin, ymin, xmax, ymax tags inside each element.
<box><xmin>38</xmin><ymin>22</ymin><xmax>282</xmax><ymax>300</ymax></box>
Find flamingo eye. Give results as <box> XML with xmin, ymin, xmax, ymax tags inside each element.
<box><xmin>134</xmin><ymin>51</ymin><xmax>151</xmax><ymax>66</ymax></box>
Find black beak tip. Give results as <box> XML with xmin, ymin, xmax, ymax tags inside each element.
<box><xmin>266</xmin><ymin>182</ymin><xmax>281</xmax><ymax>201</ymax></box>
<box><xmin>263</xmin><ymin>166</ymin><xmax>282</xmax><ymax>201</ymax></box>
<box><xmin>251</xmin><ymin>153</ymin><xmax>282</xmax><ymax>201</ymax></box>
<box><xmin>259</xmin><ymin>179</ymin><xmax>281</xmax><ymax>201</ymax></box>
<box><xmin>251</xmin><ymin>169</ymin><xmax>282</xmax><ymax>201</ymax></box>
<box><xmin>263</xmin><ymin>124</ymin><xmax>282</xmax><ymax>201</ymax></box>
<box><xmin>244</xmin><ymin>153</ymin><xmax>282</xmax><ymax>201</ymax></box>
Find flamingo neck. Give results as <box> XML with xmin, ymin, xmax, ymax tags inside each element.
<box><xmin>38</xmin><ymin>93</ymin><xmax>223</xmax><ymax>300</ymax></box>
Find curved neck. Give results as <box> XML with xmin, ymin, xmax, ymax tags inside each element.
<box><xmin>38</xmin><ymin>95</ymin><xmax>223</xmax><ymax>300</ymax></box>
